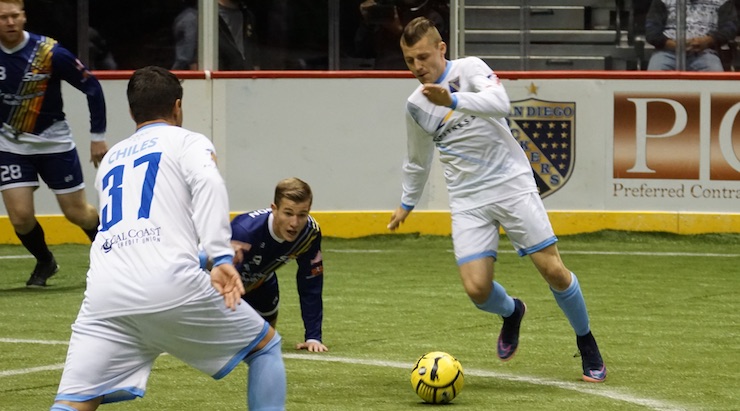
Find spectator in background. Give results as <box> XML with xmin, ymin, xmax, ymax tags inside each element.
<box><xmin>355</xmin><ymin>0</ymin><xmax>448</xmax><ymax>69</ymax></box>
<box><xmin>88</xmin><ymin>27</ymin><xmax>117</xmax><ymax>70</ymax></box>
<box><xmin>645</xmin><ymin>0</ymin><xmax>737</xmax><ymax>71</ymax></box>
<box><xmin>172</xmin><ymin>0</ymin><xmax>198</xmax><ymax>70</ymax></box>
<box><xmin>219</xmin><ymin>0</ymin><xmax>260</xmax><ymax>70</ymax></box>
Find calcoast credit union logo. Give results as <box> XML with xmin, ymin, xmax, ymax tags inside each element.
<box><xmin>100</xmin><ymin>227</ymin><xmax>162</xmax><ymax>253</ymax></box>
<box><xmin>508</xmin><ymin>98</ymin><xmax>576</xmax><ymax>198</ymax></box>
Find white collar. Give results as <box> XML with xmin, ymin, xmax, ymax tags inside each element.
<box><xmin>1</xmin><ymin>31</ymin><xmax>30</xmax><ymax>54</ymax></box>
<box><xmin>267</xmin><ymin>213</ymin><xmax>285</xmax><ymax>243</ymax></box>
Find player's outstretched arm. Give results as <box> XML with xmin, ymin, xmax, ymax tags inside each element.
<box><xmin>296</xmin><ymin>339</ymin><xmax>328</xmax><ymax>353</ymax></box>
<box><xmin>388</xmin><ymin>206</ymin><xmax>411</xmax><ymax>231</ymax></box>
<box><xmin>210</xmin><ymin>263</ymin><xmax>245</xmax><ymax>310</ymax></box>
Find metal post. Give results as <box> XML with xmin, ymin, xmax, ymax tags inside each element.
<box><xmin>328</xmin><ymin>0</ymin><xmax>339</xmax><ymax>70</ymax></box>
<box><xmin>676</xmin><ymin>0</ymin><xmax>686</xmax><ymax>71</ymax></box>
<box><xmin>76</xmin><ymin>0</ymin><xmax>89</xmax><ymax>66</ymax></box>
<box><xmin>520</xmin><ymin>0</ymin><xmax>530</xmax><ymax>70</ymax></box>
<box><xmin>451</xmin><ymin>0</ymin><xmax>463</xmax><ymax>59</ymax></box>
<box><xmin>199</xmin><ymin>0</ymin><xmax>218</xmax><ymax>71</ymax></box>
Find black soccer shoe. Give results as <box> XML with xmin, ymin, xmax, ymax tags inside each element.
<box><xmin>25</xmin><ymin>256</ymin><xmax>59</xmax><ymax>288</ymax></box>
<box><xmin>497</xmin><ymin>298</ymin><xmax>526</xmax><ymax>361</ymax></box>
<box><xmin>577</xmin><ymin>331</ymin><xmax>607</xmax><ymax>382</ymax></box>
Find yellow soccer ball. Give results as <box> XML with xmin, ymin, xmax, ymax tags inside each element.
<box><xmin>410</xmin><ymin>351</ymin><xmax>464</xmax><ymax>404</ymax></box>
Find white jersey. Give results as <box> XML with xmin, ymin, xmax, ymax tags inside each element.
<box><xmin>80</xmin><ymin>123</ymin><xmax>234</xmax><ymax>320</ymax></box>
<box><xmin>401</xmin><ymin>57</ymin><xmax>538</xmax><ymax>212</ymax></box>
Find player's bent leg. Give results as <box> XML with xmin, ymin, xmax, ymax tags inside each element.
<box><xmin>245</xmin><ymin>327</ymin><xmax>286</xmax><ymax>410</ymax></box>
<box><xmin>459</xmin><ymin>257</ymin><xmax>526</xmax><ymax>361</ymax></box>
<box><xmin>56</xmin><ymin>189</ymin><xmax>98</xmax><ymax>228</ymax></box>
<box><xmin>531</xmin><ymin>246</ymin><xmax>606</xmax><ymax>381</ymax></box>
<box><xmin>3</xmin><ymin>187</ymin><xmax>58</xmax><ymax>286</ymax></box>
<box><xmin>56</xmin><ymin>190</ymin><xmax>99</xmax><ymax>241</ymax></box>
<box><xmin>1</xmin><ymin>186</ymin><xmax>38</xmax><ymax>233</ymax></box>
<box><xmin>528</xmin><ymin>244</ymin><xmax>571</xmax><ymax>291</ymax></box>
<box><xmin>551</xmin><ymin>271</ymin><xmax>607</xmax><ymax>381</ymax></box>
<box><xmin>458</xmin><ymin>257</ymin><xmax>494</xmax><ymax>304</ymax></box>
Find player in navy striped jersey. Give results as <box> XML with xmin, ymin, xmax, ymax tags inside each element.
<box><xmin>0</xmin><ymin>0</ymin><xmax>107</xmax><ymax>287</ymax></box>
<box><xmin>225</xmin><ymin>177</ymin><xmax>327</xmax><ymax>352</ymax></box>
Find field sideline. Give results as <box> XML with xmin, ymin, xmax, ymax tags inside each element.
<box><xmin>2</xmin><ymin>210</ymin><xmax>740</xmax><ymax>244</ymax></box>
<box><xmin>1</xmin><ymin>231</ymin><xmax>738</xmax><ymax>410</ymax></box>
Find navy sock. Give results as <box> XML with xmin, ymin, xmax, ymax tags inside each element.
<box><xmin>16</xmin><ymin>222</ymin><xmax>53</xmax><ymax>262</ymax></box>
<box><xmin>83</xmin><ymin>227</ymin><xmax>98</xmax><ymax>242</ymax></box>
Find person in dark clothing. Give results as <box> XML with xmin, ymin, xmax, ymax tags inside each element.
<box><xmin>219</xmin><ymin>0</ymin><xmax>260</xmax><ymax>70</ymax></box>
<box><xmin>645</xmin><ymin>0</ymin><xmax>737</xmax><ymax>71</ymax></box>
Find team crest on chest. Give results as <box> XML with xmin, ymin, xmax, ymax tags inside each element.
<box><xmin>508</xmin><ymin>98</ymin><xmax>575</xmax><ymax>198</ymax></box>
<box><xmin>448</xmin><ymin>77</ymin><xmax>461</xmax><ymax>93</ymax></box>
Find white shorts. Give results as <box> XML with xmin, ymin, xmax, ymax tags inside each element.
<box><xmin>451</xmin><ymin>192</ymin><xmax>557</xmax><ymax>264</ymax></box>
<box><xmin>55</xmin><ymin>289</ymin><xmax>269</xmax><ymax>404</ymax></box>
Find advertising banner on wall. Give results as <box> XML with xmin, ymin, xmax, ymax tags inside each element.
<box><xmin>506</xmin><ymin>79</ymin><xmax>740</xmax><ymax>214</ymax></box>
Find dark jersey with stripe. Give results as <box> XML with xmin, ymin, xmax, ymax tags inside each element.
<box><xmin>231</xmin><ymin>209</ymin><xmax>324</xmax><ymax>341</ymax></box>
<box><xmin>0</xmin><ymin>31</ymin><xmax>106</xmax><ymax>137</ymax></box>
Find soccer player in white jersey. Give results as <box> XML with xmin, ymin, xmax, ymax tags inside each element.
<box><xmin>387</xmin><ymin>17</ymin><xmax>606</xmax><ymax>383</ymax></box>
<box><xmin>51</xmin><ymin>66</ymin><xmax>286</xmax><ymax>410</ymax></box>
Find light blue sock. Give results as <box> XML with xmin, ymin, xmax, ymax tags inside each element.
<box><xmin>551</xmin><ymin>272</ymin><xmax>591</xmax><ymax>336</ymax></box>
<box><xmin>474</xmin><ymin>281</ymin><xmax>515</xmax><ymax>317</ymax></box>
<box><xmin>50</xmin><ymin>405</ymin><xmax>78</xmax><ymax>411</ymax></box>
<box><xmin>245</xmin><ymin>331</ymin><xmax>286</xmax><ymax>411</ymax></box>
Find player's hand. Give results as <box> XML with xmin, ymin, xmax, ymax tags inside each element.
<box><xmin>421</xmin><ymin>84</ymin><xmax>453</xmax><ymax>107</ymax></box>
<box><xmin>387</xmin><ymin>206</ymin><xmax>410</xmax><ymax>231</ymax></box>
<box><xmin>231</xmin><ymin>240</ymin><xmax>252</xmax><ymax>266</ymax></box>
<box><xmin>90</xmin><ymin>140</ymin><xmax>108</xmax><ymax>168</ymax></box>
<box><xmin>296</xmin><ymin>340</ymin><xmax>328</xmax><ymax>352</ymax></box>
<box><xmin>210</xmin><ymin>263</ymin><xmax>245</xmax><ymax>310</ymax></box>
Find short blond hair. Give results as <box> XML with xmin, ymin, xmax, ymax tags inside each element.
<box><xmin>274</xmin><ymin>177</ymin><xmax>313</xmax><ymax>207</ymax></box>
<box><xmin>400</xmin><ymin>17</ymin><xmax>442</xmax><ymax>48</ymax></box>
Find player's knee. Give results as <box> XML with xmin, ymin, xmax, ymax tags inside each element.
<box><xmin>464</xmin><ymin>284</ymin><xmax>490</xmax><ymax>304</ymax></box>
<box><xmin>8</xmin><ymin>210</ymin><xmax>36</xmax><ymax>232</ymax></box>
<box><xmin>246</xmin><ymin>328</ymin><xmax>282</xmax><ymax>364</ymax></box>
<box><xmin>541</xmin><ymin>266</ymin><xmax>571</xmax><ymax>291</ymax></box>
<box><xmin>63</xmin><ymin>205</ymin><xmax>97</xmax><ymax>228</ymax></box>
<box><xmin>459</xmin><ymin>276</ymin><xmax>491</xmax><ymax>304</ymax></box>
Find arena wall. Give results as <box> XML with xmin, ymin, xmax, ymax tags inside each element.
<box><xmin>1</xmin><ymin>71</ymin><xmax>739</xmax><ymax>244</ymax></box>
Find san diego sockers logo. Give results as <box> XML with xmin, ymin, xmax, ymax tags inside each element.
<box><xmin>508</xmin><ymin>98</ymin><xmax>576</xmax><ymax>198</ymax></box>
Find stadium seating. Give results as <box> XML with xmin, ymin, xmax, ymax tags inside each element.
<box><xmin>460</xmin><ymin>0</ymin><xmax>642</xmax><ymax>70</ymax></box>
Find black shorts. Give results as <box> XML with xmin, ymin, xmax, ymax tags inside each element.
<box><xmin>243</xmin><ymin>272</ymin><xmax>279</xmax><ymax>319</ymax></box>
<box><xmin>0</xmin><ymin>149</ymin><xmax>84</xmax><ymax>193</ymax></box>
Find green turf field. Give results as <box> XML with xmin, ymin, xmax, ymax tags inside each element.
<box><xmin>1</xmin><ymin>231</ymin><xmax>738</xmax><ymax>410</ymax></box>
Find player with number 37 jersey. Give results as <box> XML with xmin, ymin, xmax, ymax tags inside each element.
<box><xmin>83</xmin><ymin>125</ymin><xmax>233</xmax><ymax>318</ymax></box>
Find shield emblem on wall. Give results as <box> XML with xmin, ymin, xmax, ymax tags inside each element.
<box><xmin>508</xmin><ymin>98</ymin><xmax>576</xmax><ymax>198</ymax></box>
